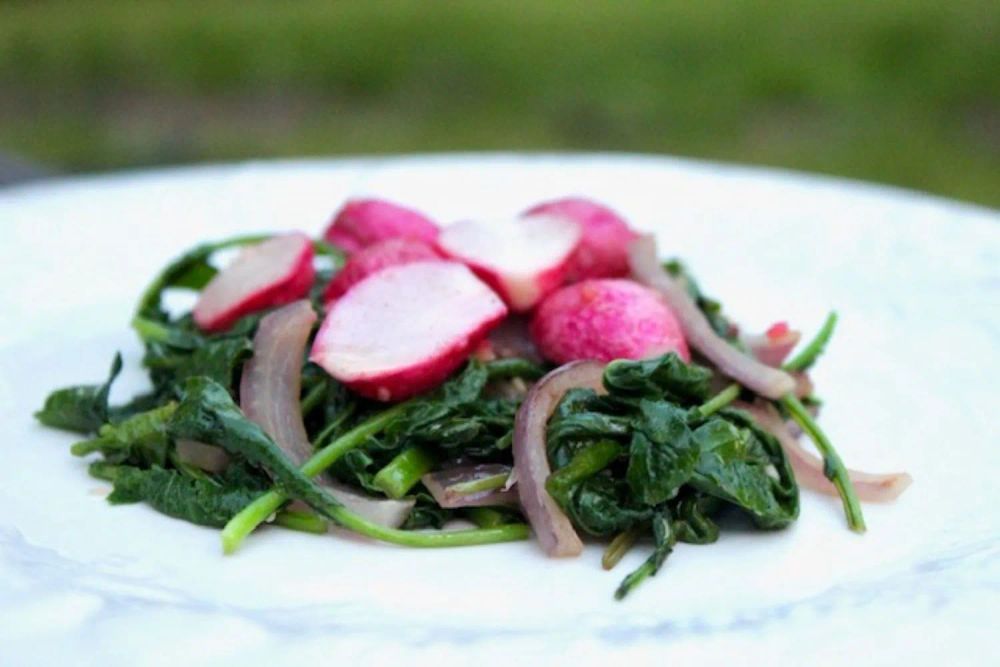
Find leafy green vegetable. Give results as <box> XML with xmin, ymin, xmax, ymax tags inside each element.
<box><xmin>175</xmin><ymin>378</ymin><xmax>531</xmax><ymax>552</ymax></box>
<box><xmin>691</xmin><ymin>415</ymin><xmax>798</xmax><ymax>528</ymax></box>
<box><xmin>544</xmin><ymin>354</ymin><xmax>800</xmax><ymax>597</ymax></box>
<box><xmin>567</xmin><ymin>474</ymin><xmax>655</xmax><ymax>536</ymax></box>
<box><xmin>626</xmin><ymin>401</ymin><xmax>699</xmax><ymax>506</ymax></box>
<box><xmin>35</xmin><ymin>354</ymin><xmax>122</xmax><ymax>434</ymax></box>
<box><xmin>99</xmin><ymin>463</ymin><xmax>269</xmax><ymax>528</ymax></box>
<box><xmin>604</xmin><ymin>354</ymin><xmax>712</xmax><ymax>403</ymax></box>
<box><xmin>71</xmin><ymin>402</ymin><xmax>176</xmax><ymax>467</ymax></box>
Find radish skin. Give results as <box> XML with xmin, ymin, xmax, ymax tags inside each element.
<box><xmin>322</xmin><ymin>238</ymin><xmax>442</xmax><ymax>303</ymax></box>
<box><xmin>523</xmin><ymin>197</ymin><xmax>637</xmax><ymax>281</ymax></box>
<box><xmin>323</xmin><ymin>199</ymin><xmax>439</xmax><ymax>254</ymax></box>
<box><xmin>193</xmin><ymin>232</ymin><xmax>314</xmax><ymax>333</ymax></box>
<box><xmin>437</xmin><ymin>216</ymin><xmax>581</xmax><ymax>312</ymax></box>
<box><xmin>531</xmin><ymin>279</ymin><xmax>689</xmax><ymax>364</ymax></box>
<box><xmin>310</xmin><ymin>261</ymin><xmax>508</xmax><ymax>401</ymax></box>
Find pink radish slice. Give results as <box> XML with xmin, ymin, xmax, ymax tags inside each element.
<box><xmin>421</xmin><ymin>464</ymin><xmax>518</xmax><ymax>509</ymax></box>
<box><xmin>523</xmin><ymin>197</ymin><xmax>638</xmax><ymax>281</ymax></box>
<box><xmin>531</xmin><ymin>278</ymin><xmax>689</xmax><ymax>364</ymax></box>
<box><xmin>310</xmin><ymin>261</ymin><xmax>508</xmax><ymax>401</ymax></box>
<box><xmin>437</xmin><ymin>216</ymin><xmax>582</xmax><ymax>312</ymax></box>
<box><xmin>629</xmin><ymin>235</ymin><xmax>796</xmax><ymax>399</ymax></box>
<box><xmin>323</xmin><ymin>199</ymin><xmax>439</xmax><ymax>254</ymax></box>
<box><xmin>241</xmin><ymin>300</ymin><xmax>414</xmax><ymax>527</ymax></box>
<box><xmin>193</xmin><ymin>233</ymin><xmax>315</xmax><ymax>333</ymax></box>
<box><xmin>322</xmin><ymin>238</ymin><xmax>442</xmax><ymax>303</ymax></box>
<box><xmin>737</xmin><ymin>401</ymin><xmax>912</xmax><ymax>503</ymax></box>
<box><xmin>514</xmin><ymin>360</ymin><xmax>606</xmax><ymax>557</ymax></box>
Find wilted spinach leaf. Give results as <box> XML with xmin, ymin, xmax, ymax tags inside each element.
<box><xmin>71</xmin><ymin>402</ymin><xmax>175</xmax><ymax>467</ymax></box>
<box><xmin>626</xmin><ymin>401</ymin><xmax>698</xmax><ymax>506</ymax></box>
<box><xmin>566</xmin><ymin>474</ymin><xmax>653</xmax><ymax>536</ymax></box>
<box><xmin>100</xmin><ymin>463</ymin><xmax>269</xmax><ymax>527</ymax></box>
<box><xmin>604</xmin><ymin>353</ymin><xmax>712</xmax><ymax>403</ymax></box>
<box><xmin>35</xmin><ymin>354</ymin><xmax>122</xmax><ymax>434</ymax></box>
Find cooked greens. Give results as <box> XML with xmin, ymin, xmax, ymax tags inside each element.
<box><xmin>36</xmin><ymin>232</ymin><xmax>863</xmax><ymax>600</ymax></box>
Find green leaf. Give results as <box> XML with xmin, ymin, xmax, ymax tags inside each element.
<box><xmin>71</xmin><ymin>402</ymin><xmax>176</xmax><ymax>467</ymax></box>
<box><xmin>625</xmin><ymin>401</ymin><xmax>698</xmax><ymax>506</ymax></box>
<box><xmin>603</xmin><ymin>353</ymin><xmax>712</xmax><ymax>403</ymax></box>
<box><xmin>566</xmin><ymin>474</ymin><xmax>653</xmax><ymax>537</ymax></box>
<box><xmin>102</xmin><ymin>463</ymin><xmax>269</xmax><ymax>528</ymax></box>
<box><xmin>690</xmin><ymin>412</ymin><xmax>798</xmax><ymax>528</ymax></box>
<box><xmin>35</xmin><ymin>354</ymin><xmax>123</xmax><ymax>434</ymax></box>
<box><xmin>166</xmin><ymin>376</ymin><xmax>359</xmax><ymax>523</ymax></box>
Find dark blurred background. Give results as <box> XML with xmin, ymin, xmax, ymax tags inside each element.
<box><xmin>1</xmin><ymin>0</ymin><xmax>997</xmax><ymax>205</ymax></box>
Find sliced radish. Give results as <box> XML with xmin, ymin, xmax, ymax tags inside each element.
<box><xmin>310</xmin><ymin>261</ymin><xmax>508</xmax><ymax>401</ymax></box>
<box><xmin>323</xmin><ymin>199</ymin><xmax>439</xmax><ymax>254</ymax></box>
<box><xmin>193</xmin><ymin>233</ymin><xmax>315</xmax><ymax>333</ymax></box>
<box><xmin>531</xmin><ymin>279</ymin><xmax>689</xmax><ymax>364</ymax></box>
<box><xmin>436</xmin><ymin>216</ymin><xmax>581</xmax><ymax>312</ymax></box>
<box><xmin>523</xmin><ymin>197</ymin><xmax>637</xmax><ymax>281</ymax></box>
<box><xmin>322</xmin><ymin>238</ymin><xmax>443</xmax><ymax>303</ymax></box>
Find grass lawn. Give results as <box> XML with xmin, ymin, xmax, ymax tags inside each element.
<box><xmin>1</xmin><ymin>0</ymin><xmax>997</xmax><ymax>205</ymax></box>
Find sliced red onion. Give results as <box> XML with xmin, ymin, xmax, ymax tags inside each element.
<box><xmin>629</xmin><ymin>236</ymin><xmax>796</xmax><ymax>399</ymax></box>
<box><xmin>737</xmin><ymin>401</ymin><xmax>912</xmax><ymax>502</ymax></box>
<box><xmin>176</xmin><ymin>439</ymin><xmax>230</xmax><ymax>473</ymax></box>
<box><xmin>513</xmin><ymin>360</ymin><xmax>606</xmax><ymax>557</ymax></box>
<box><xmin>241</xmin><ymin>300</ymin><xmax>414</xmax><ymax>527</ymax></box>
<box><xmin>741</xmin><ymin>326</ymin><xmax>801</xmax><ymax>367</ymax></box>
<box><xmin>421</xmin><ymin>464</ymin><xmax>519</xmax><ymax>509</ymax></box>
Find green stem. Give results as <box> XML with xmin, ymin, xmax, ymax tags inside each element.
<box><xmin>300</xmin><ymin>381</ymin><xmax>327</xmax><ymax>418</ymax></box>
<box><xmin>327</xmin><ymin>508</ymin><xmax>529</xmax><ymax>547</ymax></box>
<box><xmin>484</xmin><ymin>358</ymin><xmax>546</xmax><ymax>380</ymax></box>
<box><xmin>694</xmin><ymin>383</ymin><xmax>741</xmax><ymax>419</ymax></box>
<box><xmin>784</xmin><ymin>311</ymin><xmax>838</xmax><ymax>372</ymax></box>
<box><xmin>222</xmin><ymin>403</ymin><xmax>409</xmax><ymax>554</ymax></box>
<box><xmin>614</xmin><ymin>558</ymin><xmax>657</xmax><ymax>600</ymax></box>
<box><xmin>372</xmin><ymin>446</ymin><xmax>436</xmax><ymax>499</ymax></box>
<box><xmin>602</xmin><ymin>526</ymin><xmax>641</xmax><ymax>571</ymax></box>
<box><xmin>546</xmin><ymin>440</ymin><xmax>623</xmax><ymax>508</ymax></box>
<box><xmin>273</xmin><ymin>509</ymin><xmax>327</xmax><ymax>534</ymax></box>
<box><xmin>781</xmin><ymin>393</ymin><xmax>866</xmax><ymax>533</ymax></box>
<box><xmin>463</xmin><ymin>507</ymin><xmax>509</xmax><ymax>529</ymax></box>
<box><xmin>71</xmin><ymin>436</ymin><xmax>109</xmax><ymax>457</ymax></box>
<box><xmin>222</xmin><ymin>401</ymin><xmax>530</xmax><ymax>550</ymax></box>
<box><xmin>449</xmin><ymin>472</ymin><xmax>510</xmax><ymax>496</ymax></box>
<box><xmin>312</xmin><ymin>403</ymin><xmax>357</xmax><ymax>448</ymax></box>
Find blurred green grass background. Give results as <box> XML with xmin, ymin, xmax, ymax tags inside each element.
<box><xmin>1</xmin><ymin>0</ymin><xmax>997</xmax><ymax>205</ymax></box>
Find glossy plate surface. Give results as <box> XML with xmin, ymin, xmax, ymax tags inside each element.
<box><xmin>1</xmin><ymin>155</ymin><xmax>997</xmax><ymax>665</ymax></box>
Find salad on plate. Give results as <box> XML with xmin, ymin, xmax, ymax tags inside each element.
<box><xmin>35</xmin><ymin>196</ymin><xmax>911</xmax><ymax>599</ymax></box>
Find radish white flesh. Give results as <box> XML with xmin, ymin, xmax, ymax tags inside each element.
<box><xmin>310</xmin><ymin>261</ymin><xmax>508</xmax><ymax>401</ymax></box>
<box><xmin>437</xmin><ymin>216</ymin><xmax>581</xmax><ymax>312</ymax></box>
<box><xmin>193</xmin><ymin>232</ymin><xmax>314</xmax><ymax>333</ymax></box>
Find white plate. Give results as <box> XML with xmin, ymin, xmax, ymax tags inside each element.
<box><xmin>1</xmin><ymin>154</ymin><xmax>997</xmax><ymax>666</ymax></box>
